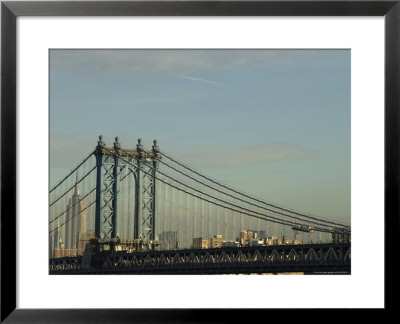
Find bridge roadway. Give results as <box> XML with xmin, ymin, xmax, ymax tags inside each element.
<box><xmin>49</xmin><ymin>242</ymin><xmax>350</xmax><ymax>275</ymax></box>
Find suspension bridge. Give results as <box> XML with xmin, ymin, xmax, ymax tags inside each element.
<box><xmin>49</xmin><ymin>136</ymin><xmax>351</xmax><ymax>274</ymax></box>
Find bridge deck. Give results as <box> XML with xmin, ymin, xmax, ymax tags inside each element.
<box><xmin>49</xmin><ymin>243</ymin><xmax>351</xmax><ymax>275</ymax></box>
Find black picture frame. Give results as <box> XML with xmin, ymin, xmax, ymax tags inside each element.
<box><xmin>1</xmin><ymin>0</ymin><xmax>398</xmax><ymax>321</ymax></box>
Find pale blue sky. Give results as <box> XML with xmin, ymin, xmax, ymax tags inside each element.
<box><xmin>50</xmin><ymin>49</ymin><xmax>350</xmax><ymax>224</ymax></box>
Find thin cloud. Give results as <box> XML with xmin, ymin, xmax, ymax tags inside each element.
<box><xmin>170</xmin><ymin>143</ymin><xmax>320</xmax><ymax>169</ymax></box>
<box><xmin>50</xmin><ymin>49</ymin><xmax>348</xmax><ymax>76</ymax></box>
<box><xmin>177</xmin><ymin>74</ymin><xmax>222</xmax><ymax>85</ymax></box>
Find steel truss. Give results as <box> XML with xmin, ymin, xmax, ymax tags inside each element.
<box><xmin>49</xmin><ymin>243</ymin><xmax>351</xmax><ymax>274</ymax></box>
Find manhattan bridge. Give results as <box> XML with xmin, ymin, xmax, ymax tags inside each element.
<box><xmin>49</xmin><ymin>136</ymin><xmax>351</xmax><ymax>274</ymax></box>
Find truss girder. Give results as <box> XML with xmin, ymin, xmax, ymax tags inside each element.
<box><xmin>50</xmin><ymin>243</ymin><xmax>351</xmax><ymax>274</ymax></box>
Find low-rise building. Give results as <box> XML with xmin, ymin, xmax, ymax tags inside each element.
<box><xmin>192</xmin><ymin>237</ymin><xmax>209</xmax><ymax>249</ymax></box>
<box><xmin>52</xmin><ymin>248</ymin><xmax>78</xmax><ymax>258</ymax></box>
<box><xmin>210</xmin><ymin>235</ymin><xmax>224</xmax><ymax>248</ymax></box>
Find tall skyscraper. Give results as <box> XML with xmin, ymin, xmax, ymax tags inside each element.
<box><xmin>65</xmin><ymin>177</ymin><xmax>87</xmax><ymax>253</ymax></box>
<box><xmin>50</xmin><ymin>219</ymin><xmax>64</xmax><ymax>258</ymax></box>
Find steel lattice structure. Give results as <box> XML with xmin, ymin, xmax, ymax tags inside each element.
<box><xmin>93</xmin><ymin>136</ymin><xmax>161</xmax><ymax>241</ymax></box>
<box><xmin>49</xmin><ymin>243</ymin><xmax>351</xmax><ymax>274</ymax></box>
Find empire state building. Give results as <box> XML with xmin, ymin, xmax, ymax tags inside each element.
<box><xmin>65</xmin><ymin>177</ymin><xmax>88</xmax><ymax>255</ymax></box>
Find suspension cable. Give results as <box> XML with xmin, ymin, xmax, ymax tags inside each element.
<box><xmin>49</xmin><ymin>165</ymin><xmax>97</xmax><ymax>207</ymax></box>
<box><xmin>49</xmin><ymin>187</ymin><xmax>96</xmax><ymax>225</ymax></box>
<box><xmin>49</xmin><ymin>155</ymin><xmax>133</xmax><ymax>232</ymax></box>
<box><xmin>154</xmin><ymin>154</ymin><xmax>342</xmax><ymax>229</ymax></box>
<box><xmin>49</xmin><ymin>199</ymin><xmax>97</xmax><ymax>235</ymax></box>
<box><xmin>160</xmin><ymin>150</ymin><xmax>349</xmax><ymax>228</ymax></box>
<box><xmin>106</xmin><ymin>147</ymin><xmax>332</xmax><ymax>233</ymax></box>
<box><xmin>49</xmin><ymin>150</ymin><xmax>95</xmax><ymax>193</ymax></box>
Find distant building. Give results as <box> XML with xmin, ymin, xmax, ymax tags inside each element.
<box><xmin>53</xmin><ymin>248</ymin><xmax>78</xmax><ymax>258</ymax></box>
<box><xmin>247</xmin><ymin>230</ymin><xmax>267</xmax><ymax>240</ymax></box>
<box><xmin>210</xmin><ymin>235</ymin><xmax>224</xmax><ymax>248</ymax></box>
<box><xmin>249</xmin><ymin>239</ymin><xmax>259</xmax><ymax>247</ymax></box>
<box><xmin>265</xmin><ymin>236</ymin><xmax>280</xmax><ymax>246</ymax></box>
<box><xmin>77</xmin><ymin>231</ymin><xmax>96</xmax><ymax>256</ymax></box>
<box><xmin>158</xmin><ymin>231</ymin><xmax>178</xmax><ymax>250</ymax></box>
<box><xmin>221</xmin><ymin>240</ymin><xmax>235</xmax><ymax>248</ymax></box>
<box><xmin>65</xmin><ymin>178</ymin><xmax>87</xmax><ymax>250</ymax></box>
<box><xmin>239</xmin><ymin>229</ymin><xmax>267</xmax><ymax>246</ymax></box>
<box><xmin>192</xmin><ymin>237</ymin><xmax>209</xmax><ymax>249</ymax></box>
<box><xmin>50</xmin><ymin>220</ymin><xmax>64</xmax><ymax>258</ymax></box>
<box><xmin>50</xmin><ymin>179</ymin><xmax>93</xmax><ymax>258</ymax></box>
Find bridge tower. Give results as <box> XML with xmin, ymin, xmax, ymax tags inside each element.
<box><xmin>94</xmin><ymin>136</ymin><xmax>161</xmax><ymax>242</ymax></box>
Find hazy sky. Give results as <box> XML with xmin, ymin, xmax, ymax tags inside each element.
<box><xmin>50</xmin><ymin>49</ymin><xmax>350</xmax><ymax>224</ymax></box>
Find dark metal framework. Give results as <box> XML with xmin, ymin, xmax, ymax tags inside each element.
<box><xmin>49</xmin><ymin>243</ymin><xmax>351</xmax><ymax>274</ymax></box>
<box><xmin>94</xmin><ymin>136</ymin><xmax>160</xmax><ymax>241</ymax></box>
<box><xmin>1</xmin><ymin>0</ymin><xmax>399</xmax><ymax>322</ymax></box>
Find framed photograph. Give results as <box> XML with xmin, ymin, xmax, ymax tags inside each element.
<box><xmin>1</xmin><ymin>0</ymin><xmax>398</xmax><ymax>321</ymax></box>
